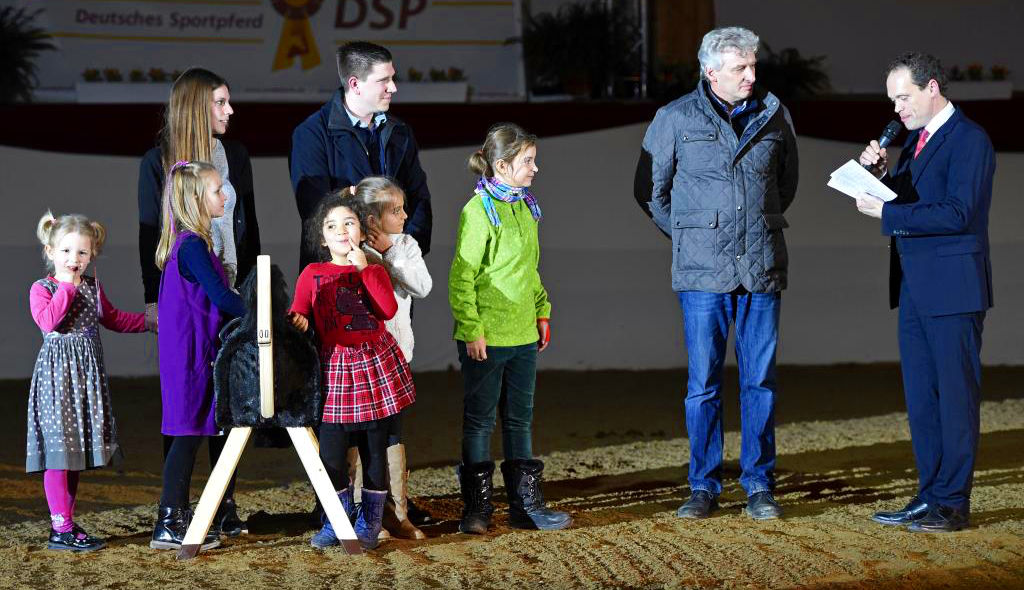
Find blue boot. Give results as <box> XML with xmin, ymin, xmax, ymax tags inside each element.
<box><xmin>310</xmin><ymin>486</ymin><xmax>356</xmax><ymax>549</ymax></box>
<box><xmin>501</xmin><ymin>459</ymin><xmax>572</xmax><ymax>531</ymax></box>
<box><xmin>354</xmin><ymin>489</ymin><xmax>388</xmax><ymax>550</ymax></box>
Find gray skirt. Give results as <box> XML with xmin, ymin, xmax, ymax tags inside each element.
<box><xmin>26</xmin><ymin>329</ymin><xmax>122</xmax><ymax>473</ymax></box>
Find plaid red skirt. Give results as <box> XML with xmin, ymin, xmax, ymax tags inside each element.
<box><xmin>320</xmin><ymin>330</ymin><xmax>416</xmax><ymax>424</ymax></box>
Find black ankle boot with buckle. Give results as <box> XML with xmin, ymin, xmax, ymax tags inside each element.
<box><xmin>151</xmin><ymin>505</ymin><xmax>220</xmax><ymax>551</ymax></box>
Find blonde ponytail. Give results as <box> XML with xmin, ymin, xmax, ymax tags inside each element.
<box><xmin>36</xmin><ymin>210</ymin><xmax>56</xmax><ymax>247</ymax></box>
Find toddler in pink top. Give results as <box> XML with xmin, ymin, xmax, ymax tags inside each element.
<box><xmin>27</xmin><ymin>211</ymin><xmax>149</xmax><ymax>552</ymax></box>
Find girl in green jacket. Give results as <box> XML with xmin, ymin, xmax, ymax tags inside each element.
<box><xmin>448</xmin><ymin>122</ymin><xmax>571</xmax><ymax>535</ymax></box>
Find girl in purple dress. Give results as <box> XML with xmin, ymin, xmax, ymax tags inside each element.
<box><xmin>151</xmin><ymin>161</ymin><xmax>246</xmax><ymax>551</ymax></box>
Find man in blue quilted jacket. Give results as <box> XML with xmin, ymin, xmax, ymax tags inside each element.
<box><xmin>634</xmin><ymin>26</ymin><xmax>798</xmax><ymax>520</ymax></box>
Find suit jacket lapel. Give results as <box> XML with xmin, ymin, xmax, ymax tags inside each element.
<box><xmin>910</xmin><ymin>109</ymin><xmax>960</xmax><ymax>185</ymax></box>
<box><xmin>896</xmin><ymin>133</ymin><xmax>917</xmax><ymax>175</ymax></box>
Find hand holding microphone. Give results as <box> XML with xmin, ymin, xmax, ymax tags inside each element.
<box><xmin>859</xmin><ymin>120</ymin><xmax>902</xmax><ymax>176</ymax></box>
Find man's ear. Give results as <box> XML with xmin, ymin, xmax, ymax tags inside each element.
<box><xmin>347</xmin><ymin>75</ymin><xmax>361</xmax><ymax>94</ymax></box>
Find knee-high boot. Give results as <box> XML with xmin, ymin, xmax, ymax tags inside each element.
<box><xmin>381</xmin><ymin>444</ymin><xmax>426</xmax><ymax>539</ymax></box>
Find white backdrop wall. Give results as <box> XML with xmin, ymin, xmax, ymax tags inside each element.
<box><xmin>1</xmin><ymin>126</ymin><xmax>1021</xmax><ymax>378</ymax></box>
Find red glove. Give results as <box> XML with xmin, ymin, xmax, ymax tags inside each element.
<box><xmin>537</xmin><ymin>318</ymin><xmax>551</xmax><ymax>352</ymax></box>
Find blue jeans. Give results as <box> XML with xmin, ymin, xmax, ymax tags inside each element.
<box><xmin>458</xmin><ymin>341</ymin><xmax>537</xmax><ymax>465</ymax></box>
<box><xmin>678</xmin><ymin>289</ymin><xmax>781</xmax><ymax>496</ymax></box>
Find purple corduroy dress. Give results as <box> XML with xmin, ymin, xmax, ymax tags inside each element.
<box><xmin>157</xmin><ymin>232</ymin><xmax>227</xmax><ymax>436</ymax></box>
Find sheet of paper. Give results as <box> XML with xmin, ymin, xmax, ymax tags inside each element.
<box><xmin>827</xmin><ymin>159</ymin><xmax>897</xmax><ymax>202</ymax></box>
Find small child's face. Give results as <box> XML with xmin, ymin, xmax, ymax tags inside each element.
<box><xmin>377</xmin><ymin>191</ymin><xmax>407</xmax><ymax>234</ymax></box>
<box><xmin>321</xmin><ymin>206</ymin><xmax>363</xmax><ymax>264</ymax></box>
<box><xmin>47</xmin><ymin>231</ymin><xmax>93</xmax><ymax>281</ymax></box>
<box><xmin>495</xmin><ymin>144</ymin><xmax>539</xmax><ymax>188</ymax></box>
<box><xmin>202</xmin><ymin>170</ymin><xmax>226</xmax><ymax>218</ymax></box>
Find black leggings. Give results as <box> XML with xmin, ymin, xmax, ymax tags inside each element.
<box><xmin>320</xmin><ymin>424</ymin><xmax>388</xmax><ymax>491</ymax></box>
<box><xmin>385</xmin><ymin>413</ymin><xmax>402</xmax><ymax>447</ymax></box>
<box><xmin>160</xmin><ymin>434</ymin><xmax>238</xmax><ymax>508</ymax></box>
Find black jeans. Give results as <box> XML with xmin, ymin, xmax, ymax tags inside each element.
<box><xmin>458</xmin><ymin>341</ymin><xmax>537</xmax><ymax>465</ymax></box>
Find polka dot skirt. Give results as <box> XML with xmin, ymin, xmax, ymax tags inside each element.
<box><xmin>26</xmin><ymin>278</ymin><xmax>122</xmax><ymax>473</ymax></box>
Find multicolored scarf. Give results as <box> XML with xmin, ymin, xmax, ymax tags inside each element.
<box><xmin>475</xmin><ymin>176</ymin><xmax>542</xmax><ymax>227</ymax></box>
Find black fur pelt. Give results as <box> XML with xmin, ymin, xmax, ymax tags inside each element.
<box><xmin>214</xmin><ymin>263</ymin><xmax>322</xmax><ymax>431</ymax></box>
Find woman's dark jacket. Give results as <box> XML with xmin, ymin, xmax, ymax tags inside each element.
<box><xmin>137</xmin><ymin>139</ymin><xmax>261</xmax><ymax>304</ymax></box>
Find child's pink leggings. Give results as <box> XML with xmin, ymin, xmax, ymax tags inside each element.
<box><xmin>43</xmin><ymin>469</ymin><xmax>79</xmax><ymax>533</ymax></box>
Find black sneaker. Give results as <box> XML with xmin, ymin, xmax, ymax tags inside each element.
<box><xmin>676</xmin><ymin>491</ymin><xmax>718</xmax><ymax>519</ymax></box>
<box><xmin>48</xmin><ymin>526</ymin><xmax>106</xmax><ymax>552</ymax></box>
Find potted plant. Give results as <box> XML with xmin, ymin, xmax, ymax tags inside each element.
<box><xmin>392</xmin><ymin>65</ymin><xmax>469</xmax><ymax>103</ymax></box>
<box><xmin>520</xmin><ymin>0</ymin><xmax>641</xmax><ymax>99</ymax></box>
<box><xmin>76</xmin><ymin>66</ymin><xmax>173</xmax><ymax>103</ymax></box>
<box><xmin>947</xmin><ymin>63</ymin><xmax>1013</xmax><ymax>100</ymax></box>
<box><xmin>0</xmin><ymin>6</ymin><xmax>55</xmax><ymax>103</ymax></box>
<box><xmin>754</xmin><ymin>43</ymin><xmax>830</xmax><ymax>102</ymax></box>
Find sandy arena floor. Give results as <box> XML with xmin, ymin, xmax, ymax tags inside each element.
<box><xmin>1</xmin><ymin>365</ymin><xmax>1022</xmax><ymax>589</ymax></box>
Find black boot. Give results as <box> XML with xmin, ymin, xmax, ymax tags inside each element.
<box><xmin>151</xmin><ymin>506</ymin><xmax>220</xmax><ymax>551</ymax></box>
<box><xmin>501</xmin><ymin>459</ymin><xmax>572</xmax><ymax>531</ymax></box>
<box><xmin>457</xmin><ymin>461</ymin><xmax>495</xmax><ymax>534</ymax></box>
<box><xmin>406</xmin><ymin>498</ymin><xmax>434</xmax><ymax>526</ymax></box>
<box><xmin>212</xmin><ymin>497</ymin><xmax>246</xmax><ymax>537</ymax></box>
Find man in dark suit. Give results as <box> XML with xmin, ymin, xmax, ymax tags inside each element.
<box><xmin>856</xmin><ymin>52</ymin><xmax>995</xmax><ymax>533</ymax></box>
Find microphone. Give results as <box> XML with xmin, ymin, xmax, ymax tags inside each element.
<box><xmin>864</xmin><ymin>121</ymin><xmax>902</xmax><ymax>169</ymax></box>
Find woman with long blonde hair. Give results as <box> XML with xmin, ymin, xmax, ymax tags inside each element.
<box><xmin>138</xmin><ymin>67</ymin><xmax>259</xmax><ymax>538</ymax></box>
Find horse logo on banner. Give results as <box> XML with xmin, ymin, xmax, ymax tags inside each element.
<box><xmin>271</xmin><ymin>0</ymin><xmax>324</xmax><ymax>71</ymax></box>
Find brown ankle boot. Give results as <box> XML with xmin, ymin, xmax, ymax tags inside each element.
<box><xmin>381</xmin><ymin>444</ymin><xmax>426</xmax><ymax>539</ymax></box>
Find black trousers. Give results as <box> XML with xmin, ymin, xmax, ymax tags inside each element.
<box><xmin>160</xmin><ymin>434</ymin><xmax>237</xmax><ymax>508</ymax></box>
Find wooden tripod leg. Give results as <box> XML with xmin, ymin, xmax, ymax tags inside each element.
<box><xmin>177</xmin><ymin>427</ymin><xmax>253</xmax><ymax>560</ymax></box>
<box><xmin>287</xmin><ymin>427</ymin><xmax>363</xmax><ymax>555</ymax></box>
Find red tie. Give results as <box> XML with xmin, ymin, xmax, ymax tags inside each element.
<box><xmin>913</xmin><ymin>129</ymin><xmax>930</xmax><ymax>158</ymax></box>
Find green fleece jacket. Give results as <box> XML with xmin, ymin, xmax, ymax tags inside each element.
<box><xmin>449</xmin><ymin>195</ymin><xmax>550</xmax><ymax>346</ymax></box>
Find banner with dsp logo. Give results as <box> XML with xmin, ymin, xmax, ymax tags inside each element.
<box><xmin>21</xmin><ymin>0</ymin><xmax>525</xmax><ymax>102</ymax></box>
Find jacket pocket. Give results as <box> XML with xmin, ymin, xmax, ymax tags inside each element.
<box><xmin>937</xmin><ymin>241</ymin><xmax>982</xmax><ymax>256</ymax></box>
<box><xmin>678</xmin><ymin>129</ymin><xmax>720</xmax><ymax>171</ymax></box>
<box><xmin>673</xmin><ymin>209</ymin><xmax>718</xmax><ymax>271</ymax></box>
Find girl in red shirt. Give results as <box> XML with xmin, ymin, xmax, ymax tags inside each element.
<box><xmin>289</xmin><ymin>190</ymin><xmax>415</xmax><ymax>550</ymax></box>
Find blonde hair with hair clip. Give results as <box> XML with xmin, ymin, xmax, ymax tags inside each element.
<box><xmin>160</xmin><ymin>67</ymin><xmax>228</xmax><ymax>172</ymax></box>
<box><xmin>155</xmin><ymin>161</ymin><xmax>218</xmax><ymax>270</ymax></box>
<box><xmin>36</xmin><ymin>211</ymin><xmax>107</xmax><ymax>273</ymax></box>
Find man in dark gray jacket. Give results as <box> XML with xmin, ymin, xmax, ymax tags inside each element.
<box><xmin>635</xmin><ymin>26</ymin><xmax>798</xmax><ymax>521</ymax></box>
